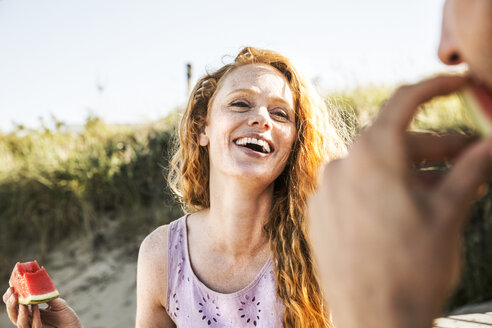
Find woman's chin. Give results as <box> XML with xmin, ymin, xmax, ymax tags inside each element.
<box><xmin>222</xmin><ymin>167</ymin><xmax>279</xmax><ymax>186</ymax></box>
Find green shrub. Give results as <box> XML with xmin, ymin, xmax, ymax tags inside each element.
<box><xmin>0</xmin><ymin>116</ymin><xmax>182</xmax><ymax>281</ymax></box>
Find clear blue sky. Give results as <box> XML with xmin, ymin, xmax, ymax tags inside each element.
<box><xmin>0</xmin><ymin>0</ymin><xmax>459</xmax><ymax>132</ymax></box>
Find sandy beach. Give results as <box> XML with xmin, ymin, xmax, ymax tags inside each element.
<box><xmin>1</xmin><ymin>221</ymin><xmax>141</xmax><ymax>328</ymax></box>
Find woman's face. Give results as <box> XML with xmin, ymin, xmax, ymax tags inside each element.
<box><xmin>200</xmin><ymin>63</ymin><xmax>296</xmax><ymax>187</ymax></box>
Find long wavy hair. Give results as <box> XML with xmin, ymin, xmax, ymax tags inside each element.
<box><xmin>169</xmin><ymin>47</ymin><xmax>347</xmax><ymax>327</ymax></box>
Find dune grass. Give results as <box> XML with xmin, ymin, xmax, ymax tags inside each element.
<box><xmin>0</xmin><ymin>114</ymin><xmax>182</xmax><ymax>279</ymax></box>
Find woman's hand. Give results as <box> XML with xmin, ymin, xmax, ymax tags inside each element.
<box><xmin>309</xmin><ymin>75</ymin><xmax>492</xmax><ymax>328</ymax></box>
<box><xmin>3</xmin><ymin>287</ymin><xmax>82</xmax><ymax>328</ymax></box>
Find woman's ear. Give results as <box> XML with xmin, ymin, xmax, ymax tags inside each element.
<box><xmin>199</xmin><ymin>127</ymin><xmax>209</xmax><ymax>146</ymax></box>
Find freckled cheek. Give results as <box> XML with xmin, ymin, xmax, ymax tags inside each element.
<box><xmin>276</xmin><ymin>125</ymin><xmax>296</xmax><ymax>149</ymax></box>
<box><xmin>207</xmin><ymin>114</ymin><xmax>242</xmax><ymax>143</ymax></box>
<box><xmin>211</xmin><ymin>131</ymin><xmax>233</xmax><ymax>151</ymax></box>
<box><xmin>205</xmin><ymin>130</ymin><xmax>229</xmax><ymax>158</ymax></box>
<box><xmin>274</xmin><ymin>126</ymin><xmax>296</xmax><ymax>164</ymax></box>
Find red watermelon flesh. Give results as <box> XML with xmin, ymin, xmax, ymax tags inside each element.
<box><xmin>9</xmin><ymin>261</ymin><xmax>60</xmax><ymax>305</ymax></box>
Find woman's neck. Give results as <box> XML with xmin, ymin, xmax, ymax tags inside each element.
<box><xmin>203</xmin><ymin>175</ymin><xmax>273</xmax><ymax>260</ymax></box>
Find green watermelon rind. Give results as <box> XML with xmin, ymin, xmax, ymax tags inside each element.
<box><xmin>8</xmin><ymin>280</ymin><xmax>60</xmax><ymax>305</ymax></box>
<box><xmin>459</xmin><ymin>88</ymin><xmax>492</xmax><ymax>137</ymax></box>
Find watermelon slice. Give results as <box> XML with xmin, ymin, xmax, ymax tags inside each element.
<box><xmin>459</xmin><ymin>83</ymin><xmax>492</xmax><ymax>136</ymax></box>
<box><xmin>8</xmin><ymin>261</ymin><xmax>60</xmax><ymax>305</ymax></box>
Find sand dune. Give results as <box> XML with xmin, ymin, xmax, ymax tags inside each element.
<box><xmin>1</xmin><ymin>226</ymin><xmax>140</xmax><ymax>328</ymax></box>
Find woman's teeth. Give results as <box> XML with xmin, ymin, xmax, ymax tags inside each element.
<box><xmin>235</xmin><ymin>137</ymin><xmax>271</xmax><ymax>153</ymax></box>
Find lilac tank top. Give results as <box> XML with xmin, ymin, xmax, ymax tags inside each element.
<box><xmin>166</xmin><ymin>215</ymin><xmax>284</xmax><ymax>327</ymax></box>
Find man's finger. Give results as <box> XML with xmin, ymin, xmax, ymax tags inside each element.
<box><xmin>32</xmin><ymin>305</ymin><xmax>42</xmax><ymax>328</ymax></box>
<box><xmin>3</xmin><ymin>287</ymin><xmax>14</xmax><ymax>304</ymax></box>
<box><xmin>46</xmin><ymin>297</ymin><xmax>68</xmax><ymax>310</ymax></box>
<box><xmin>6</xmin><ymin>293</ymin><xmax>19</xmax><ymax>325</ymax></box>
<box><xmin>436</xmin><ymin>138</ymin><xmax>492</xmax><ymax>231</ymax></box>
<box><xmin>18</xmin><ymin>304</ymin><xmax>30</xmax><ymax>328</ymax></box>
<box><xmin>376</xmin><ymin>75</ymin><xmax>468</xmax><ymax>131</ymax></box>
<box><xmin>39</xmin><ymin>307</ymin><xmax>59</xmax><ymax>325</ymax></box>
<box><xmin>406</xmin><ymin>132</ymin><xmax>477</xmax><ymax>162</ymax></box>
<box><xmin>40</xmin><ymin>298</ymin><xmax>69</xmax><ymax>326</ymax></box>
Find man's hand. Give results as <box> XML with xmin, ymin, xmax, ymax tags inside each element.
<box><xmin>3</xmin><ymin>287</ymin><xmax>82</xmax><ymax>328</ymax></box>
<box><xmin>309</xmin><ymin>75</ymin><xmax>492</xmax><ymax>328</ymax></box>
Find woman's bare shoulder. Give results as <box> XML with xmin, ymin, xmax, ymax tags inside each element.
<box><xmin>138</xmin><ymin>224</ymin><xmax>172</xmax><ymax>277</ymax></box>
<box><xmin>137</xmin><ymin>224</ymin><xmax>171</xmax><ymax>307</ymax></box>
<box><xmin>140</xmin><ymin>224</ymin><xmax>170</xmax><ymax>259</ymax></box>
<box><xmin>136</xmin><ymin>224</ymin><xmax>176</xmax><ymax>327</ymax></box>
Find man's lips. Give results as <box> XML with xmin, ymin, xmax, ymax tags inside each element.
<box><xmin>459</xmin><ymin>81</ymin><xmax>492</xmax><ymax>136</ymax></box>
<box><xmin>469</xmin><ymin>83</ymin><xmax>492</xmax><ymax>115</ymax></box>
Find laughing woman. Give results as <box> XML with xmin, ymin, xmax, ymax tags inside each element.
<box><xmin>4</xmin><ymin>47</ymin><xmax>347</xmax><ymax>327</ymax></box>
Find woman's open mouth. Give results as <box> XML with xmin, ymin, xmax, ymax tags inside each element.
<box><xmin>234</xmin><ymin>137</ymin><xmax>274</xmax><ymax>155</ymax></box>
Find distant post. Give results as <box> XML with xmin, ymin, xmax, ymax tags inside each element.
<box><xmin>186</xmin><ymin>63</ymin><xmax>193</xmax><ymax>96</ymax></box>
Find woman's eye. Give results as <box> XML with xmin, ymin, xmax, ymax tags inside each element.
<box><xmin>230</xmin><ymin>101</ymin><xmax>250</xmax><ymax>108</ymax></box>
<box><xmin>272</xmin><ymin>110</ymin><xmax>289</xmax><ymax>120</ymax></box>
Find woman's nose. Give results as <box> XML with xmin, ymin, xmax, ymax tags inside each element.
<box><xmin>438</xmin><ymin>2</ymin><xmax>464</xmax><ymax>66</ymax></box>
<box><xmin>248</xmin><ymin>107</ymin><xmax>272</xmax><ymax>130</ymax></box>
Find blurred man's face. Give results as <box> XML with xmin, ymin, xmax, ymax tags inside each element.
<box><xmin>439</xmin><ymin>0</ymin><xmax>492</xmax><ymax>88</ymax></box>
